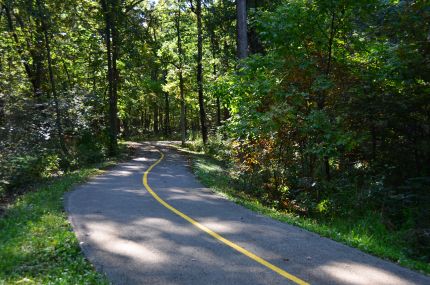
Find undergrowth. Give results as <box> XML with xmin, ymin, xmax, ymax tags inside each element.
<box><xmin>176</xmin><ymin>142</ymin><xmax>430</xmax><ymax>275</ymax></box>
<box><xmin>0</xmin><ymin>165</ymin><xmax>110</xmax><ymax>284</ymax></box>
<box><xmin>0</xmin><ymin>142</ymin><xmax>135</xmax><ymax>284</ymax></box>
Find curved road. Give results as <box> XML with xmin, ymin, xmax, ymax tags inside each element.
<box><xmin>66</xmin><ymin>142</ymin><xmax>430</xmax><ymax>285</ymax></box>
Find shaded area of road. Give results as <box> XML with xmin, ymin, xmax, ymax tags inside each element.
<box><xmin>66</xmin><ymin>142</ymin><xmax>430</xmax><ymax>285</ymax></box>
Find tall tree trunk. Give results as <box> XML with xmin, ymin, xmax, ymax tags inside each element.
<box><xmin>153</xmin><ymin>104</ymin><xmax>159</xmax><ymax>134</ymax></box>
<box><xmin>177</xmin><ymin>1</ymin><xmax>186</xmax><ymax>145</ymax></box>
<box><xmin>236</xmin><ymin>0</ymin><xmax>248</xmax><ymax>59</ymax></box>
<box><xmin>164</xmin><ymin>92</ymin><xmax>170</xmax><ymax>136</ymax></box>
<box><xmin>208</xmin><ymin>21</ymin><xmax>221</xmax><ymax>127</ymax></box>
<box><xmin>0</xmin><ymin>57</ymin><xmax>4</xmax><ymax>125</ymax></box>
<box><xmin>222</xmin><ymin>40</ymin><xmax>231</xmax><ymax>121</ymax></box>
<box><xmin>144</xmin><ymin>108</ymin><xmax>150</xmax><ymax>132</ymax></box>
<box><xmin>179</xmin><ymin>69</ymin><xmax>186</xmax><ymax>143</ymax></box>
<box><xmin>16</xmin><ymin>12</ymin><xmax>45</xmax><ymax>99</ymax></box>
<box><xmin>37</xmin><ymin>0</ymin><xmax>67</xmax><ymax>155</ymax></box>
<box><xmin>0</xmin><ymin>99</ymin><xmax>4</xmax><ymax>128</ymax></box>
<box><xmin>196</xmin><ymin>0</ymin><xmax>208</xmax><ymax>144</ymax></box>
<box><xmin>111</xmin><ymin>0</ymin><xmax>120</xmax><ymax>145</ymax></box>
<box><xmin>159</xmin><ymin>111</ymin><xmax>163</xmax><ymax>135</ymax></box>
<box><xmin>3</xmin><ymin>3</ymin><xmax>42</xmax><ymax>99</ymax></box>
<box><xmin>62</xmin><ymin>59</ymin><xmax>72</xmax><ymax>88</ymax></box>
<box><xmin>101</xmin><ymin>0</ymin><xmax>118</xmax><ymax>155</ymax></box>
<box><xmin>184</xmin><ymin>104</ymin><xmax>188</xmax><ymax>138</ymax></box>
<box><xmin>322</xmin><ymin>10</ymin><xmax>337</xmax><ymax>181</ymax></box>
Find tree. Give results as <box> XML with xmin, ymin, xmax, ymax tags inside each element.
<box><xmin>101</xmin><ymin>0</ymin><xmax>120</xmax><ymax>156</ymax></box>
<box><xmin>176</xmin><ymin>0</ymin><xmax>187</xmax><ymax>145</ymax></box>
<box><xmin>236</xmin><ymin>0</ymin><xmax>248</xmax><ymax>59</ymax></box>
<box><xmin>1</xmin><ymin>0</ymin><xmax>429</xmax><ymax>266</ymax></box>
<box><xmin>36</xmin><ymin>0</ymin><xmax>67</xmax><ymax>155</ymax></box>
<box><xmin>190</xmin><ymin>0</ymin><xmax>208</xmax><ymax>144</ymax></box>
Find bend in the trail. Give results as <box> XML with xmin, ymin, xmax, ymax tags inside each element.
<box><xmin>66</xmin><ymin>141</ymin><xmax>430</xmax><ymax>285</ymax></box>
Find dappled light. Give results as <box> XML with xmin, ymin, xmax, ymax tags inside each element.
<box><xmin>108</xmin><ymin>170</ymin><xmax>134</xmax><ymax>177</ymax></box>
<box><xmin>65</xmin><ymin>144</ymin><xmax>430</xmax><ymax>284</ymax></box>
<box><xmin>1</xmin><ymin>0</ymin><xmax>429</xmax><ymax>283</ymax></box>
<box><xmin>317</xmin><ymin>262</ymin><xmax>416</xmax><ymax>285</ymax></box>
<box><xmin>85</xmin><ymin>221</ymin><xmax>169</xmax><ymax>264</ymax></box>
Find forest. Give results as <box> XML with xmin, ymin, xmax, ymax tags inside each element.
<box><xmin>1</xmin><ymin>0</ymin><xmax>429</xmax><ymax>273</ymax></box>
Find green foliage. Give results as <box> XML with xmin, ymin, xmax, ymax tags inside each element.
<box><xmin>1</xmin><ymin>0</ymin><xmax>429</xmax><ymax>274</ymax></box>
<box><xmin>211</xmin><ymin>0</ymin><xmax>430</xmax><ymax>264</ymax></box>
<box><xmin>0</xmin><ymin>165</ymin><xmax>109</xmax><ymax>284</ymax></box>
<box><xmin>181</xmin><ymin>143</ymin><xmax>430</xmax><ymax>274</ymax></box>
<box><xmin>73</xmin><ymin>132</ymin><xmax>107</xmax><ymax>167</ymax></box>
<box><xmin>0</xmin><ymin>134</ymin><xmax>107</xmax><ymax>199</ymax></box>
<box><xmin>0</xmin><ymin>153</ymin><xmax>62</xmax><ymax>196</ymax></box>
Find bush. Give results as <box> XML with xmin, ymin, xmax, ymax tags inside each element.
<box><xmin>65</xmin><ymin>132</ymin><xmax>106</xmax><ymax>168</ymax></box>
<box><xmin>0</xmin><ymin>153</ymin><xmax>61</xmax><ymax>197</ymax></box>
<box><xmin>0</xmin><ymin>131</ymin><xmax>108</xmax><ymax>199</ymax></box>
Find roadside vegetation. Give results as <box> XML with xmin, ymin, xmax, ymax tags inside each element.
<box><xmin>0</xmin><ymin>143</ymin><xmax>134</xmax><ymax>284</ymax></box>
<box><xmin>177</xmin><ymin>140</ymin><xmax>430</xmax><ymax>276</ymax></box>
<box><xmin>1</xmin><ymin>0</ymin><xmax>429</xmax><ymax>281</ymax></box>
<box><xmin>0</xmin><ymin>166</ymin><xmax>109</xmax><ymax>284</ymax></box>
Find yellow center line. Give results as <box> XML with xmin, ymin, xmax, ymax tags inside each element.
<box><xmin>142</xmin><ymin>148</ymin><xmax>309</xmax><ymax>285</ymax></box>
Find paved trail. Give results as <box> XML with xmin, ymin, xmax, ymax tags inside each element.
<box><xmin>66</xmin><ymin>142</ymin><xmax>430</xmax><ymax>285</ymax></box>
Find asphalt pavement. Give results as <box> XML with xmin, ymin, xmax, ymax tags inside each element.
<box><xmin>65</xmin><ymin>141</ymin><xmax>430</xmax><ymax>285</ymax></box>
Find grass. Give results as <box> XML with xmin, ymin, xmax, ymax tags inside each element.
<box><xmin>0</xmin><ymin>165</ymin><xmax>111</xmax><ymax>284</ymax></box>
<box><xmin>175</xmin><ymin>144</ymin><xmax>430</xmax><ymax>276</ymax></box>
<box><xmin>0</xmin><ymin>142</ymin><xmax>137</xmax><ymax>284</ymax></box>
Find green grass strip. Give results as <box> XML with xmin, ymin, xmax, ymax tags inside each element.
<box><xmin>0</xmin><ymin>164</ymin><xmax>112</xmax><ymax>284</ymax></box>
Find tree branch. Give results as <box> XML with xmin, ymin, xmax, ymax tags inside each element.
<box><xmin>189</xmin><ymin>0</ymin><xmax>196</xmax><ymax>14</ymax></box>
<box><xmin>125</xmin><ymin>0</ymin><xmax>145</xmax><ymax>14</ymax></box>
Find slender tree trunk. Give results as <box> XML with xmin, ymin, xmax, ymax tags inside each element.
<box><xmin>37</xmin><ymin>0</ymin><xmax>67</xmax><ymax>155</ymax></box>
<box><xmin>236</xmin><ymin>0</ymin><xmax>248</xmax><ymax>60</ymax></box>
<box><xmin>111</xmin><ymin>0</ymin><xmax>120</xmax><ymax>149</ymax></box>
<box><xmin>62</xmin><ymin>59</ymin><xmax>72</xmax><ymax>88</ymax></box>
<box><xmin>3</xmin><ymin>3</ymin><xmax>41</xmax><ymax>98</ymax></box>
<box><xmin>0</xmin><ymin>57</ymin><xmax>4</xmax><ymax>124</ymax></box>
<box><xmin>179</xmin><ymin>69</ymin><xmax>186</xmax><ymax>143</ymax></box>
<box><xmin>222</xmin><ymin>39</ymin><xmax>231</xmax><ymax>122</ymax></box>
<box><xmin>159</xmin><ymin>111</ymin><xmax>163</xmax><ymax>135</ymax></box>
<box><xmin>144</xmin><ymin>108</ymin><xmax>150</xmax><ymax>131</ymax></box>
<box><xmin>214</xmin><ymin>54</ymin><xmax>221</xmax><ymax>127</ymax></box>
<box><xmin>177</xmin><ymin>1</ymin><xmax>186</xmax><ymax>145</ymax></box>
<box><xmin>184</xmin><ymin>104</ymin><xmax>188</xmax><ymax>138</ymax></box>
<box><xmin>101</xmin><ymin>0</ymin><xmax>118</xmax><ymax>155</ymax></box>
<box><xmin>4</xmin><ymin>3</ymin><xmax>31</xmax><ymax>80</ymax></box>
<box><xmin>164</xmin><ymin>92</ymin><xmax>170</xmax><ymax>136</ymax></box>
<box><xmin>153</xmin><ymin>104</ymin><xmax>159</xmax><ymax>134</ymax></box>
<box><xmin>90</xmin><ymin>49</ymin><xmax>97</xmax><ymax>97</ymax></box>
<box><xmin>196</xmin><ymin>0</ymin><xmax>208</xmax><ymax>144</ymax></box>
<box><xmin>0</xmin><ymin>100</ymin><xmax>3</xmax><ymax>127</ymax></box>
<box><xmin>209</xmin><ymin>25</ymin><xmax>221</xmax><ymax>127</ymax></box>
<box><xmin>15</xmin><ymin>12</ymin><xmax>45</xmax><ymax>101</ymax></box>
<box><xmin>101</xmin><ymin>0</ymin><xmax>113</xmax><ymax>146</ymax></box>
<box><xmin>322</xmin><ymin>10</ymin><xmax>337</xmax><ymax>181</ymax></box>
<box><xmin>213</xmin><ymin>53</ymin><xmax>221</xmax><ymax>127</ymax></box>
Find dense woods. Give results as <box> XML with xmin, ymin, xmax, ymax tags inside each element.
<box><xmin>1</xmin><ymin>0</ymin><xmax>429</xmax><ymax>264</ymax></box>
